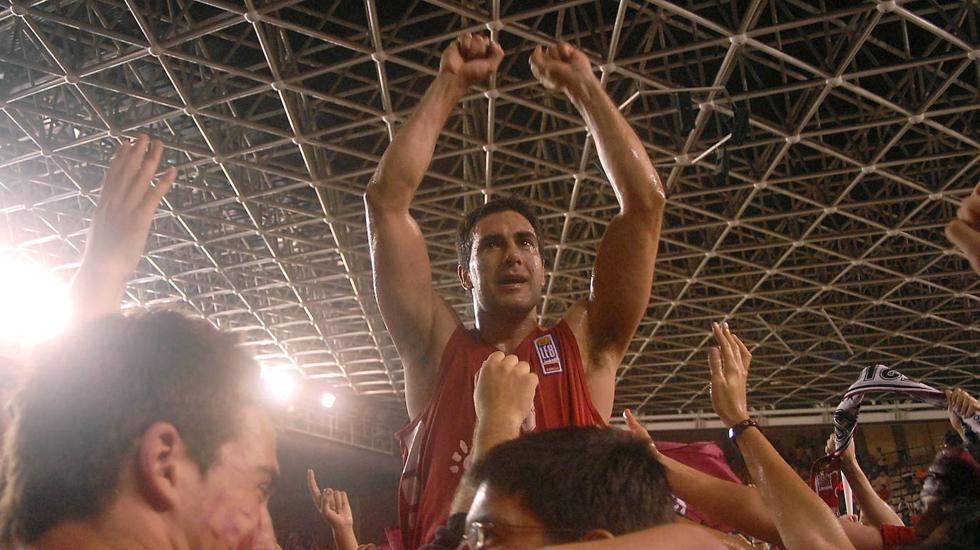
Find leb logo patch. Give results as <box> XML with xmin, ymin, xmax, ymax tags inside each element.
<box><xmin>534</xmin><ymin>334</ymin><xmax>563</xmax><ymax>375</ymax></box>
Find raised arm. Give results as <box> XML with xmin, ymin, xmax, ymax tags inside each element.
<box><xmin>623</xmin><ymin>409</ymin><xmax>783</xmax><ymax>544</ymax></box>
<box><xmin>448</xmin><ymin>352</ymin><xmax>538</xmax><ymax>518</ymax></box>
<box><xmin>828</xmin><ymin>432</ymin><xmax>903</xmax><ymax>528</ymax></box>
<box><xmin>529</xmin><ymin>42</ymin><xmax>665</xmax><ymax>417</ymax></box>
<box><xmin>945</xmin><ymin>182</ymin><xmax>980</xmax><ymax>275</ymax></box>
<box><xmin>70</xmin><ymin>135</ymin><xmax>176</xmax><ymax>326</ymax></box>
<box><xmin>710</xmin><ymin>323</ymin><xmax>855</xmax><ymax>550</ymax></box>
<box><xmin>307</xmin><ymin>472</ymin><xmax>360</xmax><ymax>550</ymax></box>
<box><xmin>365</xmin><ymin>33</ymin><xmax>503</xmax><ymax>418</ymax></box>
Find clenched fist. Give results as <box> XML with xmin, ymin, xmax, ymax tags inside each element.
<box><xmin>529</xmin><ymin>41</ymin><xmax>596</xmax><ymax>98</ymax></box>
<box><xmin>440</xmin><ymin>32</ymin><xmax>504</xmax><ymax>90</ymax></box>
<box><xmin>474</xmin><ymin>351</ymin><xmax>539</xmax><ymax>428</ymax></box>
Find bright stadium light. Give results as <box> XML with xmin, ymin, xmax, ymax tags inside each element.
<box><xmin>0</xmin><ymin>254</ymin><xmax>70</xmax><ymax>347</ymax></box>
<box><xmin>320</xmin><ymin>391</ymin><xmax>337</xmax><ymax>409</ymax></box>
<box><xmin>260</xmin><ymin>367</ymin><xmax>298</xmax><ymax>403</ymax></box>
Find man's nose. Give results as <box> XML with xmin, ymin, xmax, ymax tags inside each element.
<box><xmin>503</xmin><ymin>241</ymin><xmax>523</xmax><ymax>264</ymax></box>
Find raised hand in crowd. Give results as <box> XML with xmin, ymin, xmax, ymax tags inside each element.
<box><xmin>70</xmin><ymin>134</ymin><xmax>176</xmax><ymax>325</ymax></box>
<box><xmin>708</xmin><ymin>322</ymin><xmax>855</xmax><ymax>550</ymax></box>
<box><xmin>307</xmin><ymin>470</ymin><xmax>360</xmax><ymax>550</ymax></box>
<box><xmin>440</xmin><ymin>31</ymin><xmax>504</xmax><ymax>91</ymax></box>
<box><xmin>945</xmin><ymin>182</ymin><xmax>980</xmax><ymax>275</ymax></box>
<box><xmin>707</xmin><ymin>323</ymin><xmax>752</xmax><ymax>428</ymax></box>
<box><xmin>826</xmin><ymin>430</ymin><xmax>856</xmax><ymax>462</ymax></box>
<box><xmin>623</xmin><ymin>408</ymin><xmax>656</xmax><ymax>451</ymax></box>
<box><xmin>825</xmin><ymin>432</ymin><xmax>904</xmax><ymax>528</ymax></box>
<box><xmin>447</xmin><ymin>352</ymin><xmax>538</xmax><ymax>514</ymax></box>
<box><xmin>472</xmin><ymin>351</ymin><xmax>539</xmax><ymax>457</ymax></box>
<box><xmin>945</xmin><ymin>387</ymin><xmax>979</xmax><ymax>438</ymax></box>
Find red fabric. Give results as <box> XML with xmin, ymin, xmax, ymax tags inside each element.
<box><xmin>395</xmin><ymin>321</ymin><xmax>605</xmax><ymax>549</ymax></box>
<box><xmin>880</xmin><ymin>524</ymin><xmax>920</xmax><ymax>549</ymax></box>
<box><xmin>383</xmin><ymin>527</ymin><xmax>404</xmax><ymax>550</ymax></box>
<box><xmin>654</xmin><ymin>441</ymin><xmax>742</xmax><ymax>532</ymax></box>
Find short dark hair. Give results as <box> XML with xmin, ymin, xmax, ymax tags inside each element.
<box><xmin>904</xmin><ymin>500</ymin><xmax>980</xmax><ymax>550</ymax></box>
<box><xmin>468</xmin><ymin>426</ymin><xmax>674</xmax><ymax>538</ymax></box>
<box><xmin>0</xmin><ymin>311</ymin><xmax>261</xmax><ymax>544</ymax></box>
<box><xmin>456</xmin><ymin>196</ymin><xmax>542</xmax><ymax>267</ymax></box>
<box><xmin>922</xmin><ymin>448</ymin><xmax>980</xmax><ymax>505</ymax></box>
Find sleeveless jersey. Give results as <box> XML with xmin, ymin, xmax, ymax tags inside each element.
<box><xmin>395</xmin><ymin>320</ymin><xmax>604</xmax><ymax>549</ymax></box>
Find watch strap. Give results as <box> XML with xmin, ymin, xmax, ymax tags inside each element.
<box><xmin>728</xmin><ymin>418</ymin><xmax>759</xmax><ymax>441</ymax></box>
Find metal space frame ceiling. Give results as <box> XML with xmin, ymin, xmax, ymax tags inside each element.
<box><xmin>1</xmin><ymin>0</ymin><xmax>978</xmax><ymax>421</ymax></box>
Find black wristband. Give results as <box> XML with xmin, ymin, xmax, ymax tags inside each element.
<box><xmin>728</xmin><ymin>418</ymin><xmax>759</xmax><ymax>442</ymax></box>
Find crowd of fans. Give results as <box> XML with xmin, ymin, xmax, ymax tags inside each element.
<box><xmin>0</xmin><ymin>32</ymin><xmax>979</xmax><ymax>550</ymax></box>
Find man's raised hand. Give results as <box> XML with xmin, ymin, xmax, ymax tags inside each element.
<box><xmin>624</xmin><ymin>408</ymin><xmax>662</xmax><ymax>458</ymax></box>
<box><xmin>946</xmin><ymin>183</ymin><xmax>980</xmax><ymax>275</ymax></box>
<box><xmin>70</xmin><ymin>135</ymin><xmax>176</xmax><ymax>323</ymax></box>
<box><xmin>439</xmin><ymin>32</ymin><xmax>504</xmax><ymax>90</ymax></box>
<box><xmin>529</xmin><ymin>41</ymin><xmax>595</xmax><ymax>98</ymax></box>
<box><xmin>708</xmin><ymin>322</ymin><xmax>752</xmax><ymax>428</ymax></box>
<box><xmin>473</xmin><ymin>351</ymin><xmax>538</xmax><ymax>428</ymax></box>
<box><xmin>945</xmin><ymin>387</ymin><xmax>979</xmax><ymax>438</ymax></box>
<box><xmin>825</xmin><ymin>431</ymin><xmax>855</xmax><ymax>462</ymax></box>
<box><xmin>307</xmin><ymin>469</ymin><xmax>355</xmax><ymax>529</ymax></box>
<box><xmin>83</xmin><ymin>134</ymin><xmax>175</xmax><ymax>277</ymax></box>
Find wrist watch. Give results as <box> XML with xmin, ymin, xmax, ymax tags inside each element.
<box><xmin>728</xmin><ymin>418</ymin><xmax>759</xmax><ymax>442</ymax></box>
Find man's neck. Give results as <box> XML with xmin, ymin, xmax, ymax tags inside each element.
<box><xmin>34</xmin><ymin>504</ymin><xmax>174</xmax><ymax>550</ymax></box>
<box><xmin>474</xmin><ymin>308</ymin><xmax>540</xmax><ymax>353</ymax></box>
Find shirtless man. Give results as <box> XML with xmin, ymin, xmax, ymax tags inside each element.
<box><xmin>365</xmin><ymin>33</ymin><xmax>665</xmax><ymax>548</ymax></box>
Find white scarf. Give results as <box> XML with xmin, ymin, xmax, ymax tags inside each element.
<box><xmin>831</xmin><ymin>365</ymin><xmax>980</xmax><ymax>455</ymax></box>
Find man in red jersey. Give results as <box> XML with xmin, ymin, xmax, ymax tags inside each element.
<box><xmin>365</xmin><ymin>32</ymin><xmax>665</xmax><ymax>548</ymax></box>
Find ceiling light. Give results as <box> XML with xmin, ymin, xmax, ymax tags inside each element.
<box><xmin>0</xmin><ymin>254</ymin><xmax>69</xmax><ymax>348</ymax></box>
<box><xmin>260</xmin><ymin>367</ymin><xmax>297</xmax><ymax>402</ymax></box>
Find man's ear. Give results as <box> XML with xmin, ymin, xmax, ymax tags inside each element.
<box><xmin>578</xmin><ymin>529</ymin><xmax>615</xmax><ymax>541</ymax></box>
<box><xmin>135</xmin><ymin>421</ymin><xmax>189</xmax><ymax>511</ymax></box>
<box><xmin>458</xmin><ymin>263</ymin><xmax>473</xmax><ymax>291</ymax></box>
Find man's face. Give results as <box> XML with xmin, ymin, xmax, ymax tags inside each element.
<box><xmin>465</xmin><ymin>483</ymin><xmax>564</xmax><ymax>550</ymax></box>
<box><xmin>463</xmin><ymin>211</ymin><xmax>545</xmax><ymax>316</ymax></box>
<box><xmin>180</xmin><ymin>405</ymin><xmax>279</xmax><ymax>550</ymax></box>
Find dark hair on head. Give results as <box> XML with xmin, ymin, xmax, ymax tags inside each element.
<box><xmin>0</xmin><ymin>311</ymin><xmax>261</xmax><ymax>544</ymax></box>
<box><xmin>901</xmin><ymin>500</ymin><xmax>980</xmax><ymax>550</ymax></box>
<box><xmin>922</xmin><ymin>447</ymin><xmax>980</xmax><ymax>505</ymax></box>
<box><xmin>468</xmin><ymin>426</ymin><xmax>674</xmax><ymax>540</ymax></box>
<box><xmin>456</xmin><ymin>196</ymin><xmax>542</xmax><ymax>268</ymax></box>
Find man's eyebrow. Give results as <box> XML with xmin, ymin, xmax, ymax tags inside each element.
<box><xmin>477</xmin><ymin>233</ymin><xmax>504</xmax><ymax>243</ymax></box>
<box><xmin>514</xmin><ymin>230</ymin><xmax>537</xmax><ymax>241</ymax></box>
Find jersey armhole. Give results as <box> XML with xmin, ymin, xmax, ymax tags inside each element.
<box><xmin>552</xmin><ymin>319</ymin><xmax>609</xmax><ymax>428</ymax></box>
<box><xmin>396</xmin><ymin>322</ymin><xmax>468</xmax><ymax>438</ymax></box>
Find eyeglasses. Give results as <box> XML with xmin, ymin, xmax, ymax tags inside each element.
<box><xmin>465</xmin><ymin>521</ymin><xmax>582</xmax><ymax>550</ymax></box>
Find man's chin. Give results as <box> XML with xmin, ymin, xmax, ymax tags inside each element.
<box><xmin>486</xmin><ymin>296</ymin><xmax>538</xmax><ymax>317</ymax></box>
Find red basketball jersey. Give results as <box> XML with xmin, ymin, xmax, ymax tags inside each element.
<box><xmin>396</xmin><ymin>320</ymin><xmax>604</xmax><ymax>549</ymax></box>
